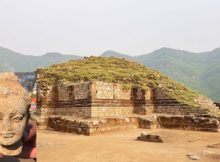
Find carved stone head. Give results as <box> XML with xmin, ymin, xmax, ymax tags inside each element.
<box><xmin>0</xmin><ymin>73</ymin><xmax>31</xmax><ymax>156</ymax></box>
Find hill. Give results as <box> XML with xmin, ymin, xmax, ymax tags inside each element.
<box><xmin>0</xmin><ymin>46</ymin><xmax>219</xmax><ymax>102</ymax></box>
<box><xmin>102</xmin><ymin>50</ymin><xmax>134</xmax><ymax>60</ymax></box>
<box><xmin>0</xmin><ymin>47</ymin><xmax>81</xmax><ymax>72</ymax></box>
<box><xmin>101</xmin><ymin>48</ymin><xmax>220</xmax><ymax>102</ymax></box>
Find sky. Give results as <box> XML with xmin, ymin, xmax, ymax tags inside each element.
<box><xmin>0</xmin><ymin>0</ymin><xmax>220</xmax><ymax>56</ymax></box>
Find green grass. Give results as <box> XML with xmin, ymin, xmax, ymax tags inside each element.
<box><xmin>37</xmin><ymin>57</ymin><xmax>203</xmax><ymax>108</ymax></box>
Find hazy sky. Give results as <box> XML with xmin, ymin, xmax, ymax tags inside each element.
<box><xmin>0</xmin><ymin>0</ymin><xmax>220</xmax><ymax>56</ymax></box>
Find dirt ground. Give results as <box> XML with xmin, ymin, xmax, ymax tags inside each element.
<box><xmin>37</xmin><ymin>128</ymin><xmax>220</xmax><ymax>162</ymax></box>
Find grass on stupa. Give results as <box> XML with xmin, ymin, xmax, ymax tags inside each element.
<box><xmin>37</xmin><ymin>57</ymin><xmax>202</xmax><ymax>108</ymax></box>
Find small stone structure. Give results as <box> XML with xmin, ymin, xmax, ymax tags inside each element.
<box><xmin>137</xmin><ymin>132</ymin><xmax>163</xmax><ymax>143</ymax></box>
<box><xmin>36</xmin><ymin>79</ymin><xmax>220</xmax><ymax>133</ymax></box>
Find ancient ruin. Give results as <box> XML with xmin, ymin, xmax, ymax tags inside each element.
<box><xmin>0</xmin><ymin>73</ymin><xmax>31</xmax><ymax>156</ymax></box>
<box><xmin>36</xmin><ymin>57</ymin><xmax>220</xmax><ymax>135</ymax></box>
<box><xmin>137</xmin><ymin>132</ymin><xmax>163</xmax><ymax>143</ymax></box>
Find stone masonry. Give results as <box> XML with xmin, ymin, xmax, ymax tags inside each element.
<box><xmin>36</xmin><ymin>80</ymin><xmax>220</xmax><ymax>133</ymax></box>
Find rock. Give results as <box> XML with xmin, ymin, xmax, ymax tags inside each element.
<box><xmin>187</xmin><ymin>154</ymin><xmax>201</xmax><ymax>160</ymax></box>
<box><xmin>207</xmin><ymin>143</ymin><xmax>220</xmax><ymax>148</ymax></box>
<box><xmin>125</xmin><ymin>118</ymin><xmax>130</xmax><ymax>122</ymax></box>
<box><xmin>92</xmin><ymin>120</ymin><xmax>99</xmax><ymax>125</ymax></box>
<box><xmin>140</xmin><ymin>132</ymin><xmax>148</xmax><ymax>136</ymax></box>
<box><xmin>137</xmin><ymin>133</ymin><xmax>163</xmax><ymax>143</ymax></box>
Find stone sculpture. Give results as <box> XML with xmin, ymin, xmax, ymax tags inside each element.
<box><xmin>0</xmin><ymin>73</ymin><xmax>31</xmax><ymax>156</ymax></box>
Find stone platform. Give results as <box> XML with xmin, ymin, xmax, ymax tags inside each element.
<box><xmin>157</xmin><ymin>115</ymin><xmax>220</xmax><ymax>132</ymax></box>
<box><xmin>48</xmin><ymin>116</ymin><xmax>140</xmax><ymax>135</ymax></box>
<box><xmin>45</xmin><ymin>114</ymin><xmax>220</xmax><ymax>135</ymax></box>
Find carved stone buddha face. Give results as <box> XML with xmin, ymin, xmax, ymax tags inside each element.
<box><xmin>0</xmin><ymin>73</ymin><xmax>31</xmax><ymax>155</ymax></box>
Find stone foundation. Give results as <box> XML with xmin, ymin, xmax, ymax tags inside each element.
<box><xmin>48</xmin><ymin>116</ymin><xmax>139</xmax><ymax>135</ymax></box>
<box><xmin>36</xmin><ymin>79</ymin><xmax>220</xmax><ymax>132</ymax></box>
<box><xmin>54</xmin><ymin>107</ymin><xmax>91</xmax><ymax>117</ymax></box>
<box><xmin>157</xmin><ymin>115</ymin><xmax>220</xmax><ymax>132</ymax></box>
<box><xmin>46</xmin><ymin>114</ymin><xmax>220</xmax><ymax>135</ymax></box>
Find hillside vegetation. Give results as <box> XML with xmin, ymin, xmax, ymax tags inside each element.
<box><xmin>0</xmin><ymin>47</ymin><xmax>81</xmax><ymax>72</ymax></box>
<box><xmin>38</xmin><ymin>57</ymin><xmax>204</xmax><ymax>108</ymax></box>
<box><xmin>102</xmin><ymin>48</ymin><xmax>220</xmax><ymax>102</ymax></box>
<box><xmin>1</xmin><ymin>46</ymin><xmax>219</xmax><ymax>102</ymax></box>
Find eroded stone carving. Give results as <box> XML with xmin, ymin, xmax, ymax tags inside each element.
<box><xmin>0</xmin><ymin>72</ymin><xmax>31</xmax><ymax>156</ymax></box>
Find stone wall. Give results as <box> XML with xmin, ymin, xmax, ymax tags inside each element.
<box><xmin>37</xmin><ymin>81</ymin><xmax>199</xmax><ymax>120</ymax></box>
<box><xmin>37</xmin><ymin>81</ymin><xmax>92</xmax><ymax>116</ymax></box>
<box><xmin>57</xmin><ymin>83</ymin><xmax>69</xmax><ymax>102</ymax></box>
<box><xmin>74</xmin><ymin>82</ymin><xmax>91</xmax><ymax>100</ymax></box>
<box><xmin>90</xmin><ymin>81</ymin><xmax>151</xmax><ymax>117</ymax></box>
<box><xmin>54</xmin><ymin>107</ymin><xmax>91</xmax><ymax>117</ymax></box>
<box><xmin>47</xmin><ymin>114</ymin><xmax>220</xmax><ymax>135</ymax></box>
<box><xmin>36</xmin><ymin>83</ymin><xmax>54</xmax><ymax>104</ymax></box>
<box><xmin>48</xmin><ymin>116</ymin><xmax>139</xmax><ymax>135</ymax></box>
<box><xmin>153</xmin><ymin>88</ymin><xmax>208</xmax><ymax>116</ymax></box>
<box><xmin>95</xmin><ymin>81</ymin><xmax>114</xmax><ymax>99</ymax></box>
<box><xmin>93</xmin><ymin>81</ymin><xmax>131</xmax><ymax>100</ymax></box>
<box><xmin>157</xmin><ymin>115</ymin><xmax>220</xmax><ymax>132</ymax></box>
<box><xmin>133</xmin><ymin>88</ymin><xmax>154</xmax><ymax>115</ymax></box>
<box><xmin>153</xmin><ymin>88</ymin><xmax>171</xmax><ymax>100</ymax></box>
<box><xmin>91</xmin><ymin>106</ymin><xmax>133</xmax><ymax>117</ymax></box>
<box><xmin>154</xmin><ymin>104</ymin><xmax>207</xmax><ymax>116</ymax></box>
<box><xmin>37</xmin><ymin>80</ymin><xmax>219</xmax><ymax>129</ymax></box>
<box><xmin>58</xmin><ymin>82</ymin><xmax>91</xmax><ymax>101</ymax></box>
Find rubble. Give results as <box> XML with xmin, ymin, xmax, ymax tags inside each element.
<box><xmin>137</xmin><ymin>132</ymin><xmax>163</xmax><ymax>143</ymax></box>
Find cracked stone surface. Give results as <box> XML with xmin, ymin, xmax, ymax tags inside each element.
<box><xmin>0</xmin><ymin>72</ymin><xmax>31</xmax><ymax>156</ymax></box>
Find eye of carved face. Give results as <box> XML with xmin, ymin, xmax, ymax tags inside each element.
<box><xmin>11</xmin><ymin>114</ymin><xmax>24</xmax><ymax>122</ymax></box>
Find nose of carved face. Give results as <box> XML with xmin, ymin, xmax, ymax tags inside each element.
<box><xmin>1</xmin><ymin>117</ymin><xmax>13</xmax><ymax>135</ymax></box>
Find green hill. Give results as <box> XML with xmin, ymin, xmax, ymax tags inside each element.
<box><xmin>0</xmin><ymin>46</ymin><xmax>219</xmax><ymax>102</ymax></box>
<box><xmin>102</xmin><ymin>50</ymin><xmax>134</xmax><ymax>60</ymax></box>
<box><xmin>101</xmin><ymin>48</ymin><xmax>220</xmax><ymax>102</ymax></box>
<box><xmin>0</xmin><ymin>47</ymin><xmax>81</xmax><ymax>72</ymax></box>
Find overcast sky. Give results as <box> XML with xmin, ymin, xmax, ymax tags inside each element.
<box><xmin>0</xmin><ymin>0</ymin><xmax>220</xmax><ymax>56</ymax></box>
